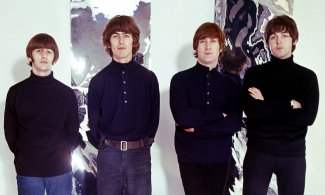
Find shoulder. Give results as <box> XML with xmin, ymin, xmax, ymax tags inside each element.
<box><xmin>92</xmin><ymin>65</ymin><xmax>110</xmax><ymax>79</ymax></box>
<box><xmin>218</xmin><ymin>71</ymin><xmax>240</xmax><ymax>89</ymax></box>
<box><xmin>243</xmin><ymin>63</ymin><xmax>269</xmax><ymax>80</ymax></box>
<box><xmin>54</xmin><ymin>79</ymin><xmax>76</xmax><ymax>95</ymax></box>
<box><xmin>172</xmin><ymin>67</ymin><xmax>195</xmax><ymax>80</ymax></box>
<box><xmin>134</xmin><ymin>62</ymin><xmax>156</xmax><ymax>75</ymax></box>
<box><xmin>246</xmin><ymin>63</ymin><xmax>267</xmax><ymax>73</ymax></box>
<box><xmin>132</xmin><ymin>63</ymin><xmax>159</xmax><ymax>84</ymax></box>
<box><xmin>294</xmin><ymin>63</ymin><xmax>317</xmax><ymax>77</ymax></box>
<box><xmin>7</xmin><ymin>78</ymin><xmax>30</xmax><ymax>94</ymax></box>
<box><xmin>89</xmin><ymin>65</ymin><xmax>110</xmax><ymax>87</ymax></box>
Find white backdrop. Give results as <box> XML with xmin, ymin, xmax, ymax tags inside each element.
<box><xmin>0</xmin><ymin>0</ymin><xmax>324</xmax><ymax>194</ymax></box>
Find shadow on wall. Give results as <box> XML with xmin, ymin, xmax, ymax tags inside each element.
<box><xmin>155</xmin><ymin>42</ymin><xmax>196</xmax><ymax>194</ymax></box>
<box><xmin>12</xmin><ymin>58</ymin><xmax>31</xmax><ymax>83</ymax></box>
<box><xmin>177</xmin><ymin>42</ymin><xmax>196</xmax><ymax>72</ymax></box>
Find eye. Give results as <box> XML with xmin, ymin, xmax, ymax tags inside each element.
<box><xmin>111</xmin><ymin>34</ymin><xmax>118</xmax><ymax>39</ymax></box>
<box><xmin>269</xmin><ymin>35</ymin><xmax>276</xmax><ymax>40</ymax></box>
<box><xmin>124</xmin><ymin>34</ymin><xmax>131</xmax><ymax>38</ymax></box>
<box><xmin>47</xmin><ymin>50</ymin><xmax>54</xmax><ymax>54</ymax></box>
<box><xmin>282</xmin><ymin>33</ymin><xmax>291</xmax><ymax>38</ymax></box>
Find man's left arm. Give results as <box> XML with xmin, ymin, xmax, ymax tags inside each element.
<box><xmin>278</xmin><ymin>72</ymin><xmax>319</xmax><ymax>127</ymax></box>
<box><xmin>65</xmin><ymin>89</ymin><xmax>85</xmax><ymax>149</ymax></box>
<box><xmin>147</xmin><ymin>73</ymin><xmax>160</xmax><ymax>138</ymax></box>
<box><xmin>4</xmin><ymin>89</ymin><xmax>18</xmax><ymax>153</ymax></box>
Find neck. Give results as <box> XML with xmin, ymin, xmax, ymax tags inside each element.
<box><xmin>31</xmin><ymin>68</ymin><xmax>52</xmax><ymax>77</ymax></box>
<box><xmin>112</xmin><ymin>56</ymin><xmax>132</xmax><ymax>64</ymax></box>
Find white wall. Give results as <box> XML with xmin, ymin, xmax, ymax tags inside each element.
<box><xmin>294</xmin><ymin>1</ymin><xmax>325</xmax><ymax>194</ymax></box>
<box><xmin>0</xmin><ymin>0</ymin><xmax>324</xmax><ymax>194</ymax></box>
<box><xmin>0</xmin><ymin>0</ymin><xmax>71</xmax><ymax>194</ymax></box>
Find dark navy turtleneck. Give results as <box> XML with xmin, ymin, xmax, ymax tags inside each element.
<box><xmin>242</xmin><ymin>55</ymin><xmax>319</xmax><ymax>156</ymax></box>
<box><xmin>4</xmin><ymin>71</ymin><xmax>81</xmax><ymax>177</ymax></box>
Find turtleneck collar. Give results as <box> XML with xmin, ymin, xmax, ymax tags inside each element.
<box><xmin>270</xmin><ymin>54</ymin><xmax>294</xmax><ymax>67</ymax></box>
<box><xmin>29</xmin><ymin>70</ymin><xmax>55</xmax><ymax>84</ymax></box>
<box><xmin>110</xmin><ymin>59</ymin><xmax>137</xmax><ymax>72</ymax></box>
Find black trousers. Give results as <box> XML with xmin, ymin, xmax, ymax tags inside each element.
<box><xmin>179</xmin><ymin>162</ymin><xmax>230</xmax><ymax>195</ymax></box>
<box><xmin>243</xmin><ymin>148</ymin><xmax>306</xmax><ymax>195</ymax></box>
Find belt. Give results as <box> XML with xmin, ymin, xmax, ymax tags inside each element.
<box><xmin>103</xmin><ymin>138</ymin><xmax>154</xmax><ymax>151</ymax></box>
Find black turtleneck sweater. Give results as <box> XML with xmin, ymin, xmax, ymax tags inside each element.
<box><xmin>4</xmin><ymin>71</ymin><xmax>81</xmax><ymax>177</ymax></box>
<box><xmin>241</xmin><ymin>55</ymin><xmax>319</xmax><ymax>156</ymax></box>
<box><xmin>170</xmin><ymin>63</ymin><xmax>242</xmax><ymax>163</ymax></box>
<box><xmin>87</xmin><ymin>59</ymin><xmax>160</xmax><ymax>146</ymax></box>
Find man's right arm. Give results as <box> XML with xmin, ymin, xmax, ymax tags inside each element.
<box><xmin>87</xmin><ymin>79</ymin><xmax>101</xmax><ymax>149</ymax></box>
<box><xmin>4</xmin><ymin>88</ymin><xmax>18</xmax><ymax>153</ymax></box>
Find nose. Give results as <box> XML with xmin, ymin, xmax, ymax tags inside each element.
<box><xmin>276</xmin><ymin>36</ymin><xmax>282</xmax><ymax>44</ymax></box>
<box><xmin>119</xmin><ymin>36</ymin><xmax>124</xmax><ymax>44</ymax></box>
<box><xmin>205</xmin><ymin>41</ymin><xmax>211</xmax><ymax>49</ymax></box>
<box><xmin>42</xmin><ymin>51</ymin><xmax>47</xmax><ymax>58</ymax></box>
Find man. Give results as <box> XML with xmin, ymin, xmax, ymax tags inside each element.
<box><xmin>242</xmin><ymin>15</ymin><xmax>319</xmax><ymax>195</ymax></box>
<box><xmin>169</xmin><ymin>22</ymin><xmax>242</xmax><ymax>195</ymax></box>
<box><xmin>87</xmin><ymin>15</ymin><xmax>160</xmax><ymax>195</ymax></box>
<box><xmin>4</xmin><ymin>33</ymin><xmax>84</xmax><ymax>195</ymax></box>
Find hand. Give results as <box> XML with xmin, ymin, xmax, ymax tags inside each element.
<box><xmin>248</xmin><ymin>87</ymin><xmax>264</xmax><ymax>100</ymax></box>
<box><xmin>176</xmin><ymin>123</ymin><xmax>194</xmax><ymax>133</ymax></box>
<box><xmin>183</xmin><ymin>127</ymin><xmax>195</xmax><ymax>132</ymax></box>
<box><xmin>291</xmin><ymin>99</ymin><xmax>302</xmax><ymax>109</ymax></box>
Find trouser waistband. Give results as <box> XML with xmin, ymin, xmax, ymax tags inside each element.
<box><xmin>103</xmin><ymin>138</ymin><xmax>154</xmax><ymax>151</ymax></box>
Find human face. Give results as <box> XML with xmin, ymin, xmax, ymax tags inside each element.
<box><xmin>110</xmin><ymin>31</ymin><xmax>133</xmax><ymax>63</ymax></box>
<box><xmin>29</xmin><ymin>48</ymin><xmax>54</xmax><ymax>76</ymax></box>
<box><xmin>196</xmin><ymin>37</ymin><xmax>221</xmax><ymax>69</ymax></box>
<box><xmin>268</xmin><ymin>31</ymin><xmax>297</xmax><ymax>59</ymax></box>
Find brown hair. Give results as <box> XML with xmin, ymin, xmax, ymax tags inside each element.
<box><xmin>221</xmin><ymin>47</ymin><xmax>248</xmax><ymax>73</ymax></box>
<box><xmin>193</xmin><ymin>22</ymin><xmax>226</xmax><ymax>58</ymax></box>
<box><xmin>26</xmin><ymin>33</ymin><xmax>59</xmax><ymax>66</ymax></box>
<box><xmin>264</xmin><ymin>15</ymin><xmax>299</xmax><ymax>52</ymax></box>
<box><xmin>102</xmin><ymin>15</ymin><xmax>140</xmax><ymax>57</ymax></box>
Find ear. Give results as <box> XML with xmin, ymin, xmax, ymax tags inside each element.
<box><xmin>28</xmin><ymin>57</ymin><xmax>32</xmax><ymax>62</ymax></box>
<box><xmin>293</xmin><ymin>39</ymin><xmax>298</xmax><ymax>45</ymax></box>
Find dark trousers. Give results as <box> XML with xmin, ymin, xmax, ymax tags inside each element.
<box><xmin>243</xmin><ymin>148</ymin><xmax>306</xmax><ymax>195</ymax></box>
<box><xmin>97</xmin><ymin>144</ymin><xmax>151</xmax><ymax>195</ymax></box>
<box><xmin>179</xmin><ymin>162</ymin><xmax>230</xmax><ymax>195</ymax></box>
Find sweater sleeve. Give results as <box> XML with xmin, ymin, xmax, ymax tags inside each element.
<box><xmin>169</xmin><ymin>73</ymin><xmax>224</xmax><ymax>129</ymax></box>
<box><xmin>147</xmin><ymin>72</ymin><xmax>160</xmax><ymax>138</ymax></box>
<box><xmin>65</xmin><ymin>89</ymin><xmax>85</xmax><ymax>149</ymax></box>
<box><xmin>87</xmin><ymin>78</ymin><xmax>102</xmax><ymax>148</ymax></box>
<box><xmin>241</xmin><ymin>68</ymin><xmax>289</xmax><ymax>119</ymax></box>
<box><xmin>273</xmin><ymin>71</ymin><xmax>319</xmax><ymax>127</ymax></box>
<box><xmin>4</xmin><ymin>88</ymin><xmax>18</xmax><ymax>153</ymax></box>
